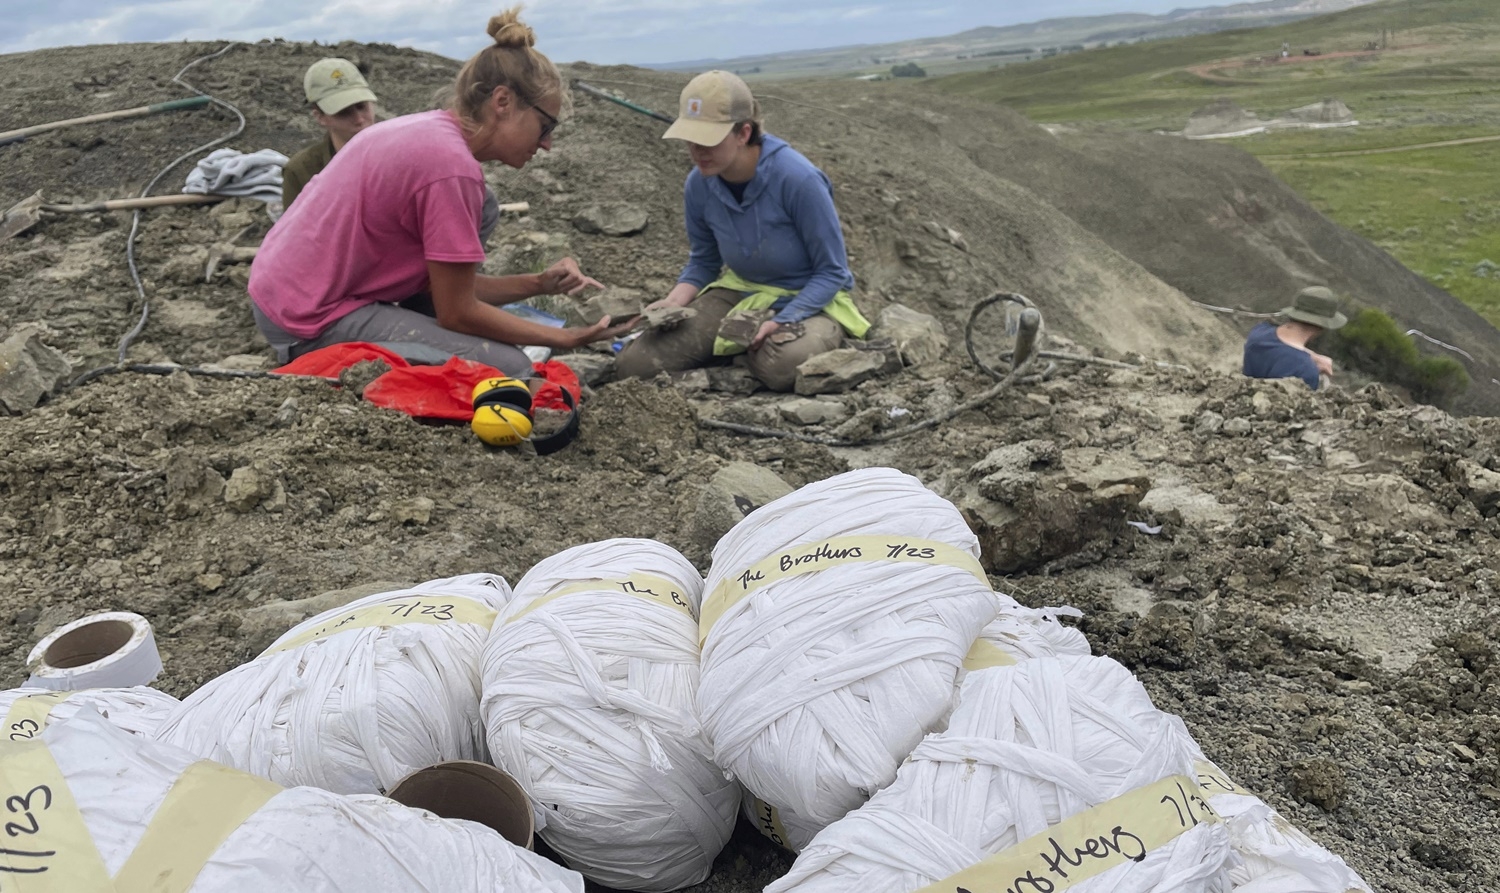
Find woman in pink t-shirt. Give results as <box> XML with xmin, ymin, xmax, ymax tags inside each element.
<box><xmin>248</xmin><ymin>8</ymin><xmax>633</xmax><ymax>376</ymax></box>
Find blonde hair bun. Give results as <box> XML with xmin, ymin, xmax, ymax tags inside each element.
<box><xmin>487</xmin><ymin>7</ymin><xmax>537</xmax><ymax>49</ymax></box>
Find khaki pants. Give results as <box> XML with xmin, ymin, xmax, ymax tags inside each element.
<box><xmin>615</xmin><ymin>288</ymin><xmax>844</xmax><ymax>392</ymax></box>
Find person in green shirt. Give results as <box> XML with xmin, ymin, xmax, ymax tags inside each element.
<box><xmin>280</xmin><ymin>57</ymin><xmax>501</xmax><ymax>242</ymax></box>
<box><xmin>281</xmin><ymin>58</ymin><xmax>378</xmax><ymax>209</ymax></box>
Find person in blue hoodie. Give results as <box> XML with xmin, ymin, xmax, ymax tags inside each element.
<box><xmin>1242</xmin><ymin>285</ymin><xmax>1347</xmax><ymax>390</ymax></box>
<box><xmin>616</xmin><ymin>70</ymin><xmax>870</xmax><ymax>391</ymax></box>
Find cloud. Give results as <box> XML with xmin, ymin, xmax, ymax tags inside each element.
<box><xmin>0</xmin><ymin>1</ymin><xmax>1246</xmax><ymax>65</ymax></box>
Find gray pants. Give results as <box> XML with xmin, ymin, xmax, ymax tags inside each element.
<box><xmin>615</xmin><ymin>288</ymin><xmax>844</xmax><ymax>392</ymax></box>
<box><xmin>252</xmin><ymin>301</ymin><xmax>532</xmax><ymax>378</ymax></box>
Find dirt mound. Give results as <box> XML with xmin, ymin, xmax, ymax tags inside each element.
<box><xmin>1184</xmin><ymin>98</ymin><xmax>1267</xmax><ymax>138</ymax></box>
<box><xmin>929</xmin><ymin>94</ymin><xmax>1500</xmax><ymax>415</ymax></box>
<box><xmin>1287</xmin><ymin>98</ymin><xmax>1356</xmax><ymax>124</ymax></box>
<box><xmin>3</xmin><ymin>39</ymin><xmax>1500</xmax><ymax>892</ymax></box>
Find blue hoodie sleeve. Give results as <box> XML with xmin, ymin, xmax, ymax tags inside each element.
<box><xmin>677</xmin><ymin>173</ymin><xmax>722</xmax><ymax>290</ymax></box>
<box><xmin>774</xmin><ymin>168</ymin><xmax>852</xmax><ymax>325</ymax></box>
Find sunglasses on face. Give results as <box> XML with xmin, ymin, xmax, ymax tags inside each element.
<box><xmin>532</xmin><ymin>105</ymin><xmax>558</xmax><ymax>142</ymax></box>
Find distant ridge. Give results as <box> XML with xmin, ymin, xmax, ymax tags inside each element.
<box><xmin>643</xmin><ymin>0</ymin><xmax>1379</xmax><ymax>77</ymax></box>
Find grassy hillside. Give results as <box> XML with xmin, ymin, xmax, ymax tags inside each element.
<box><xmin>647</xmin><ymin>1</ymin><xmax>1376</xmax><ymax>82</ymax></box>
<box><xmin>928</xmin><ymin>0</ymin><xmax>1500</xmax><ymax>329</ymax></box>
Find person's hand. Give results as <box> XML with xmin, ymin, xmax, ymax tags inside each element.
<box><xmin>1311</xmin><ymin>352</ymin><xmax>1334</xmax><ymax>377</ymax></box>
<box><xmin>749</xmin><ymin>320</ymin><xmax>782</xmax><ymax>351</ymax></box>
<box><xmin>563</xmin><ymin>315</ymin><xmax>637</xmax><ymax>348</ymax></box>
<box><xmin>538</xmin><ymin>258</ymin><xmax>603</xmax><ymax>296</ymax></box>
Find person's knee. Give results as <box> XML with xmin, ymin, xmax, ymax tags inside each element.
<box><xmin>614</xmin><ymin>340</ymin><xmax>664</xmax><ymax>380</ymax></box>
<box><xmin>748</xmin><ymin>354</ymin><xmax>799</xmax><ymax>392</ymax></box>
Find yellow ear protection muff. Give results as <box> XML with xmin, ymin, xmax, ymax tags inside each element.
<box><xmin>469</xmin><ymin>377</ymin><xmax>580</xmax><ymax>454</ymax></box>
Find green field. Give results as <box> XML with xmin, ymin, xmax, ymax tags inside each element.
<box><xmin>928</xmin><ymin>0</ymin><xmax>1500</xmax><ymax>326</ymax></box>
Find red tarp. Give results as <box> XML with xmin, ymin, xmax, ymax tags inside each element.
<box><xmin>273</xmin><ymin>343</ymin><xmax>582</xmax><ymax>420</ymax></box>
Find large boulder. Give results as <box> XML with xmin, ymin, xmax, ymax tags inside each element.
<box><xmin>946</xmin><ymin>441</ymin><xmax>1150</xmax><ymax>574</ymax></box>
<box><xmin>872</xmin><ymin>304</ymin><xmax>948</xmax><ymax>367</ymax></box>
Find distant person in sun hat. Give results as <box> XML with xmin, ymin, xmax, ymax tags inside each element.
<box><xmin>1242</xmin><ymin>285</ymin><xmax>1348</xmax><ymax>390</ymax></box>
<box><xmin>281</xmin><ymin>57</ymin><xmax>503</xmax><ymax>241</ymax></box>
<box><xmin>615</xmin><ymin>70</ymin><xmax>869</xmax><ymax>392</ymax></box>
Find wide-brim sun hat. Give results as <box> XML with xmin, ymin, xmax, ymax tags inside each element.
<box><xmin>1279</xmin><ymin>285</ymin><xmax>1348</xmax><ymax>330</ymax></box>
<box><xmin>663</xmin><ymin>70</ymin><xmax>758</xmax><ymax>147</ymax></box>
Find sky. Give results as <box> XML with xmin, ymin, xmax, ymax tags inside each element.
<box><xmin>1</xmin><ymin>1</ymin><xmax>1264</xmax><ymax>66</ymax></box>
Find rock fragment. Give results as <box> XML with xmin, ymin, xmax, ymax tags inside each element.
<box><xmin>690</xmin><ymin>462</ymin><xmax>793</xmax><ymax>553</ymax></box>
<box><xmin>556</xmin><ymin>353</ymin><xmax>615</xmax><ymax>386</ymax></box>
<box><xmin>572</xmin><ymin>204</ymin><xmax>649</xmax><ymax>236</ymax></box>
<box><xmin>1287</xmin><ymin>757</ymin><xmax>1347</xmax><ymax>811</ymax></box>
<box><xmin>778</xmin><ymin>397</ymin><xmax>849</xmax><ymax>426</ymax></box>
<box><xmin>948</xmin><ymin>442</ymin><xmax>1149</xmax><ymax>574</ymax></box>
<box><xmin>870</xmin><ymin>304</ymin><xmax>948</xmax><ymax>367</ymax></box>
<box><xmin>0</xmin><ymin>324</ymin><xmax>72</xmax><ymax>415</ymax></box>
<box><xmin>795</xmin><ymin>347</ymin><xmax>887</xmax><ymax>395</ymax></box>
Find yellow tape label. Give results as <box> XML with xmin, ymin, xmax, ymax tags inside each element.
<box><xmin>113</xmin><ymin>760</ymin><xmax>280</xmax><ymax>893</ymax></box>
<box><xmin>1</xmin><ymin>693</ymin><xmax>73</xmax><ymax>743</ymax></box>
<box><xmin>701</xmin><ymin>536</ymin><xmax>988</xmax><ymax>640</ymax></box>
<box><xmin>962</xmin><ymin>639</ymin><xmax>1018</xmax><ymax>671</ymax></box>
<box><xmin>510</xmin><ymin>574</ymin><xmax>697</xmax><ymax>624</ymax></box>
<box><xmin>263</xmin><ymin>593</ymin><xmax>498</xmax><ymax>655</ymax></box>
<box><xmin>913</xmin><ymin>774</ymin><xmax>1220</xmax><ymax>893</ymax></box>
<box><xmin>0</xmin><ymin>740</ymin><xmax>113</xmax><ymax>891</ymax></box>
<box><xmin>1193</xmin><ymin>759</ymin><xmax>1245</xmax><ymax>797</ymax></box>
<box><xmin>747</xmin><ymin>795</ymin><xmax>794</xmax><ymax>851</ymax></box>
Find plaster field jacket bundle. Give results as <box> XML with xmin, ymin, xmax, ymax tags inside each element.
<box><xmin>697</xmin><ymin>467</ymin><xmax>1000</xmax><ymax>851</ymax></box>
<box><xmin>1160</xmin><ymin>714</ymin><xmax>1373</xmax><ymax>892</ymax></box>
<box><xmin>766</xmin><ymin>656</ymin><xmax>1236</xmax><ymax>893</ymax></box>
<box><xmin>481</xmin><ymin>540</ymin><xmax>739</xmax><ymax>892</ymax></box>
<box><xmin>0</xmin><ymin>685</ymin><xmax>179</xmax><ymax>739</ymax></box>
<box><xmin>156</xmin><ymin>574</ymin><xmax>512</xmax><ymax>794</ymax></box>
<box><xmin>1</xmin><ymin>709</ymin><xmax>583</xmax><ymax>892</ymax></box>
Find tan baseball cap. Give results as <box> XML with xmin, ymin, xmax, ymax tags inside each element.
<box><xmin>304</xmin><ymin>58</ymin><xmax>377</xmax><ymax>115</ymax></box>
<box><xmin>662</xmin><ymin>70</ymin><xmax>759</xmax><ymax>146</ymax></box>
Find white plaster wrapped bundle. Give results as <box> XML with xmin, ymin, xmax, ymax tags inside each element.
<box><xmin>482</xmin><ymin>539</ymin><xmax>738</xmax><ymax>892</ymax></box>
<box><xmin>156</xmin><ymin>574</ymin><xmax>511</xmax><ymax>794</ymax></box>
<box><xmin>698</xmin><ymin>467</ymin><xmax>1000</xmax><ymax>845</ymax></box>
<box><xmin>23</xmin><ymin>710</ymin><xmax>583</xmax><ymax>892</ymax></box>
<box><xmin>0</xmin><ymin>685</ymin><xmax>179</xmax><ymax>738</ymax></box>
<box><xmin>767</xmin><ymin>656</ymin><xmax>1235</xmax><ymax>893</ymax></box>
<box><xmin>1161</xmin><ymin>715</ymin><xmax>1373</xmax><ymax>892</ymax></box>
<box><xmin>970</xmin><ymin>598</ymin><xmax>1090</xmax><ymax>667</ymax></box>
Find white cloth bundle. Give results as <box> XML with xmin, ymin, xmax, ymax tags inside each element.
<box><xmin>157</xmin><ymin>574</ymin><xmax>511</xmax><ymax>794</ymax></box>
<box><xmin>767</xmin><ymin>655</ymin><xmax>1235</xmax><ymax>893</ymax></box>
<box><xmin>183</xmin><ymin>147</ymin><xmax>288</xmax><ymax>201</ymax></box>
<box><xmin>1161</xmin><ymin>715</ymin><xmax>1372</xmax><ymax>892</ymax></box>
<box><xmin>944</xmin><ymin>602</ymin><xmax>1092</xmax><ymax>735</ymax></box>
<box><xmin>481</xmin><ymin>539</ymin><xmax>738</xmax><ymax>892</ymax></box>
<box><xmin>971</xmin><ymin>600</ymin><xmax>1090</xmax><ymax>667</ymax></box>
<box><xmin>24</xmin><ymin>709</ymin><xmax>581</xmax><ymax>892</ymax></box>
<box><xmin>0</xmin><ymin>685</ymin><xmax>178</xmax><ymax>738</ymax></box>
<box><xmin>698</xmin><ymin>467</ymin><xmax>1000</xmax><ymax>843</ymax></box>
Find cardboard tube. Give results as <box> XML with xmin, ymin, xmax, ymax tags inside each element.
<box><xmin>387</xmin><ymin>760</ymin><xmax>535</xmax><ymax>850</ymax></box>
<box><xmin>25</xmin><ymin>611</ymin><xmax>162</xmax><ymax>691</ymax></box>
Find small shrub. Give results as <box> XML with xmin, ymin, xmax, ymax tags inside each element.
<box><xmin>890</xmin><ymin>62</ymin><xmax>927</xmax><ymax>78</ymax></box>
<box><xmin>1326</xmin><ymin>307</ymin><xmax>1470</xmax><ymax>408</ymax></box>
